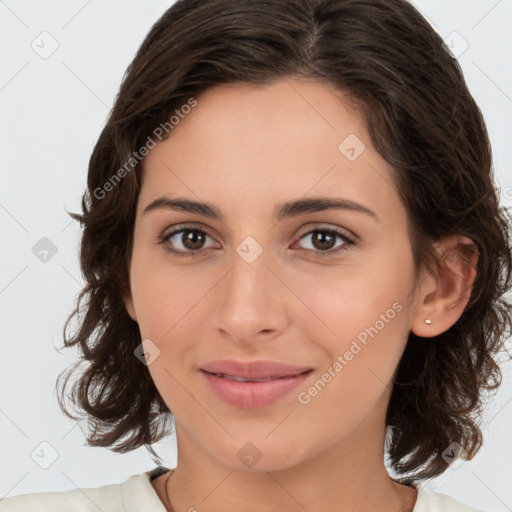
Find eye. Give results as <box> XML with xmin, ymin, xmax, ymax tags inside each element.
<box><xmin>157</xmin><ymin>225</ymin><xmax>217</xmax><ymax>257</ymax></box>
<box><xmin>294</xmin><ymin>226</ymin><xmax>355</xmax><ymax>257</ymax></box>
<box><xmin>156</xmin><ymin>224</ymin><xmax>356</xmax><ymax>258</ymax></box>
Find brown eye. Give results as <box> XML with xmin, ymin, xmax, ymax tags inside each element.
<box><xmin>158</xmin><ymin>226</ymin><xmax>216</xmax><ymax>257</ymax></box>
<box><xmin>295</xmin><ymin>227</ymin><xmax>355</xmax><ymax>257</ymax></box>
<box><xmin>177</xmin><ymin>229</ymin><xmax>207</xmax><ymax>250</ymax></box>
<box><xmin>157</xmin><ymin>224</ymin><xmax>356</xmax><ymax>258</ymax></box>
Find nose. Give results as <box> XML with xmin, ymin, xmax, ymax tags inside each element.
<box><xmin>212</xmin><ymin>243</ymin><xmax>289</xmax><ymax>346</ymax></box>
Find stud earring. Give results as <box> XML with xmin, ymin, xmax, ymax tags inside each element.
<box><xmin>424</xmin><ymin>318</ymin><xmax>432</xmax><ymax>325</ymax></box>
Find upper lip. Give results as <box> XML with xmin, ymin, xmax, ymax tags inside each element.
<box><xmin>200</xmin><ymin>359</ymin><xmax>313</xmax><ymax>379</ymax></box>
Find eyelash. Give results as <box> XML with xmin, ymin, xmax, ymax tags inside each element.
<box><xmin>156</xmin><ymin>224</ymin><xmax>356</xmax><ymax>258</ymax></box>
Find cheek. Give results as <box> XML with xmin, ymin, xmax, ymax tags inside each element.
<box><xmin>295</xmin><ymin>263</ymin><xmax>410</xmax><ymax>342</ymax></box>
<box><xmin>295</xmin><ymin>298</ymin><xmax>410</xmax><ymax>429</ymax></box>
<box><xmin>129</xmin><ymin>245</ymin><xmax>205</xmax><ymax>337</ymax></box>
<box><xmin>292</xmin><ymin>247</ymin><xmax>414</xmax><ymax>382</ymax></box>
<box><xmin>131</xmin><ymin>281</ymin><xmax>173</xmax><ymax>339</ymax></box>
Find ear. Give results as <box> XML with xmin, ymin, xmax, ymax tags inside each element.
<box><xmin>411</xmin><ymin>235</ymin><xmax>479</xmax><ymax>338</ymax></box>
<box><xmin>123</xmin><ymin>254</ymin><xmax>138</xmax><ymax>322</ymax></box>
<box><xmin>124</xmin><ymin>292</ymin><xmax>138</xmax><ymax>323</ymax></box>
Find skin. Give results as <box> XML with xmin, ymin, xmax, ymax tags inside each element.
<box><xmin>124</xmin><ymin>77</ymin><xmax>477</xmax><ymax>512</ymax></box>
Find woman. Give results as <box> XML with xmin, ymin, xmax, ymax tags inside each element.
<box><xmin>1</xmin><ymin>0</ymin><xmax>510</xmax><ymax>510</ymax></box>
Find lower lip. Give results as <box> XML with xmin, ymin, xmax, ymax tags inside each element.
<box><xmin>200</xmin><ymin>370</ymin><xmax>312</xmax><ymax>409</ymax></box>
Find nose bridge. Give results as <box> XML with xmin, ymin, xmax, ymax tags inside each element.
<box><xmin>213</xmin><ymin>238</ymin><xmax>286</xmax><ymax>339</ymax></box>
<box><xmin>225</xmin><ymin>241</ymin><xmax>273</xmax><ymax>313</ymax></box>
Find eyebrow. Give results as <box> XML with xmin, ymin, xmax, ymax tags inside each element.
<box><xmin>143</xmin><ymin>196</ymin><xmax>379</xmax><ymax>221</ymax></box>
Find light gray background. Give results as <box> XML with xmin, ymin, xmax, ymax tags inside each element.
<box><xmin>1</xmin><ymin>1</ymin><xmax>511</xmax><ymax>510</ymax></box>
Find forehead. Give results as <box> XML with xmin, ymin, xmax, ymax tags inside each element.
<box><xmin>139</xmin><ymin>78</ymin><xmax>405</xmax><ymax>227</ymax></box>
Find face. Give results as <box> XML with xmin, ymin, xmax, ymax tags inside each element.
<box><xmin>124</xmin><ymin>77</ymin><xmax>422</xmax><ymax>472</ymax></box>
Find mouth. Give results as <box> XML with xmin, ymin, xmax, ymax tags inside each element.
<box><xmin>199</xmin><ymin>361</ymin><xmax>313</xmax><ymax>409</ymax></box>
<box><xmin>200</xmin><ymin>359</ymin><xmax>313</xmax><ymax>380</ymax></box>
<box><xmin>201</xmin><ymin>370</ymin><xmax>312</xmax><ymax>382</ymax></box>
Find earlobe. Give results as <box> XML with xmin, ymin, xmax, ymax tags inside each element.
<box><xmin>411</xmin><ymin>235</ymin><xmax>479</xmax><ymax>338</ymax></box>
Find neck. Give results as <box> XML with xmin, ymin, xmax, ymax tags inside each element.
<box><xmin>164</xmin><ymin>417</ymin><xmax>417</xmax><ymax>512</ymax></box>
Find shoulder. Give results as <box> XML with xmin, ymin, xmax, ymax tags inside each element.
<box><xmin>412</xmin><ymin>481</ymin><xmax>488</xmax><ymax>512</ymax></box>
<box><xmin>0</xmin><ymin>482</ymin><xmax>123</xmax><ymax>511</ymax></box>
<box><xmin>0</xmin><ymin>467</ymin><xmax>170</xmax><ymax>512</ymax></box>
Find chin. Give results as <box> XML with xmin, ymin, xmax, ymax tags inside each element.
<box><xmin>208</xmin><ymin>436</ymin><xmax>311</xmax><ymax>474</ymax></box>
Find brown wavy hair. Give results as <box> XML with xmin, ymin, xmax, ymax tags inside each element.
<box><xmin>56</xmin><ymin>0</ymin><xmax>512</xmax><ymax>479</ymax></box>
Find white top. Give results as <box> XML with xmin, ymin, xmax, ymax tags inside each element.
<box><xmin>0</xmin><ymin>467</ymin><xmax>486</xmax><ymax>511</ymax></box>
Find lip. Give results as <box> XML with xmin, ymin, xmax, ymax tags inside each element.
<box><xmin>200</xmin><ymin>359</ymin><xmax>312</xmax><ymax>379</ymax></box>
<box><xmin>200</xmin><ymin>359</ymin><xmax>313</xmax><ymax>409</ymax></box>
